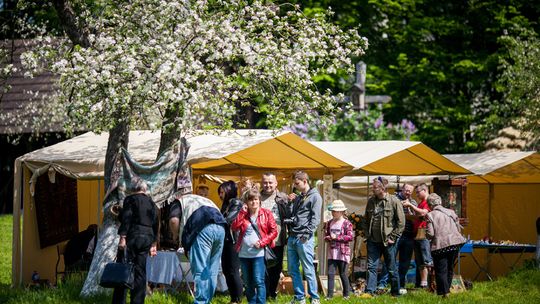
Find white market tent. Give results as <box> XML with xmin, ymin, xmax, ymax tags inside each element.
<box><xmin>311</xmin><ymin>140</ymin><xmax>471</xmax><ymax>176</ymax></box>
<box><xmin>12</xmin><ymin>130</ymin><xmax>352</xmax><ymax>285</ymax></box>
<box><xmin>445</xmin><ymin>151</ymin><xmax>540</xmax><ymax>184</ymax></box>
<box><xmin>310</xmin><ymin>140</ymin><xmax>471</xmax><ymax>212</ymax></box>
<box><xmin>444</xmin><ymin>151</ymin><xmax>540</xmax><ymax>280</ymax></box>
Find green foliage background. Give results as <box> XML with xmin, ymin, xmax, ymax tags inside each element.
<box><xmin>284</xmin><ymin>0</ymin><xmax>540</xmax><ymax>152</ymax></box>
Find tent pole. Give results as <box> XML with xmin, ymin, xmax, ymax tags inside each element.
<box><xmin>12</xmin><ymin>159</ymin><xmax>23</xmax><ymax>287</ymax></box>
<box><xmin>487</xmin><ymin>183</ymin><xmax>493</xmax><ymax>277</ymax></box>
<box><xmin>97</xmin><ymin>180</ymin><xmax>101</xmax><ymax>229</ymax></box>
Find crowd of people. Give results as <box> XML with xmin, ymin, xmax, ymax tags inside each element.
<box><xmin>113</xmin><ymin>173</ymin><xmax>466</xmax><ymax>304</ymax></box>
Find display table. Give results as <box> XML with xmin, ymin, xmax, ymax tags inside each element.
<box><xmin>146</xmin><ymin>250</ymin><xmax>227</xmax><ymax>293</ymax></box>
<box><xmin>461</xmin><ymin>242</ymin><xmax>536</xmax><ymax>281</ymax></box>
<box><xmin>146</xmin><ymin>251</ymin><xmax>188</xmax><ymax>285</ymax></box>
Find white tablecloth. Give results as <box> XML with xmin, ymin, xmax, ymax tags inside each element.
<box><xmin>146</xmin><ymin>250</ymin><xmax>227</xmax><ymax>291</ymax></box>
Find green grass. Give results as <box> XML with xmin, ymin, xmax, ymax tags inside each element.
<box><xmin>1</xmin><ymin>213</ymin><xmax>539</xmax><ymax>303</ymax></box>
<box><xmin>0</xmin><ymin>214</ymin><xmax>12</xmax><ymax>286</ymax></box>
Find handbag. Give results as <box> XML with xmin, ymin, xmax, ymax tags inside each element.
<box><xmin>415</xmin><ymin>227</ymin><xmax>427</xmax><ymax>240</ymax></box>
<box><xmin>248</xmin><ymin>216</ymin><xmax>279</xmax><ymax>268</ymax></box>
<box><xmin>99</xmin><ymin>247</ymin><xmax>134</xmax><ymax>289</ymax></box>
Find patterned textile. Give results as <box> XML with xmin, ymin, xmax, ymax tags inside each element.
<box><xmin>104</xmin><ymin>138</ymin><xmax>189</xmax><ymax>211</ymax></box>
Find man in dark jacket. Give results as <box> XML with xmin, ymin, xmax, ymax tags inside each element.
<box><xmin>113</xmin><ymin>178</ymin><xmax>158</xmax><ymax>304</ymax></box>
<box><xmin>260</xmin><ymin>172</ymin><xmax>289</xmax><ymax>300</ymax></box>
<box><xmin>362</xmin><ymin>177</ymin><xmax>405</xmax><ymax>297</ymax></box>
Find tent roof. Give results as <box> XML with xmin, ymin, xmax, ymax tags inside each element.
<box><xmin>19</xmin><ymin>130</ymin><xmax>352</xmax><ymax>179</ymax></box>
<box><xmin>444</xmin><ymin>151</ymin><xmax>540</xmax><ymax>183</ymax></box>
<box><xmin>311</xmin><ymin>140</ymin><xmax>471</xmax><ymax>176</ymax></box>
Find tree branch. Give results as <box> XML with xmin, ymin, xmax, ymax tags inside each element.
<box><xmin>52</xmin><ymin>0</ymin><xmax>91</xmax><ymax>48</ymax></box>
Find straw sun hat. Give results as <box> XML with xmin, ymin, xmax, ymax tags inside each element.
<box><xmin>329</xmin><ymin>199</ymin><xmax>347</xmax><ymax>211</ymax></box>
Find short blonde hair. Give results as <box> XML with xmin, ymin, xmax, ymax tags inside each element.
<box><xmin>130</xmin><ymin>177</ymin><xmax>147</xmax><ymax>193</ymax></box>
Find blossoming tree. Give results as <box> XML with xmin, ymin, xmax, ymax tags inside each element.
<box><xmin>17</xmin><ymin>0</ymin><xmax>366</xmax><ymax>294</ymax></box>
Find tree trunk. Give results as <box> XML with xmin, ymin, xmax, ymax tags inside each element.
<box><xmin>80</xmin><ymin>121</ymin><xmax>129</xmax><ymax>296</ymax></box>
<box><xmin>158</xmin><ymin>106</ymin><xmax>182</xmax><ymax>157</ymax></box>
<box><xmin>104</xmin><ymin>122</ymin><xmax>130</xmax><ymax>189</ymax></box>
<box><xmin>51</xmin><ymin>0</ymin><xmax>91</xmax><ymax>48</ymax></box>
<box><xmin>49</xmin><ymin>0</ymin><xmax>134</xmax><ymax>296</ymax></box>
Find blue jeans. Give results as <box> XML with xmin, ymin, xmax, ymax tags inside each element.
<box><xmin>414</xmin><ymin>239</ymin><xmax>433</xmax><ymax>267</ymax></box>
<box><xmin>398</xmin><ymin>236</ymin><xmax>415</xmax><ymax>287</ymax></box>
<box><xmin>287</xmin><ymin>236</ymin><xmax>319</xmax><ymax>300</ymax></box>
<box><xmin>240</xmin><ymin>257</ymin><xmax>266</xmax><ymax>304</ymax></box>
<box><xmin>189</xmin><ymin>224</ymin><xmax>225</xmax><ymax>304</ymax></box>
<box><xmin>377</xmin><ymin>262</ymin><xmax>388</xmax><ymax>289</ymax></box>
<box><xmin>366</xmin><ymin>240</ymin><xmax>400</xmax><ymax>296</ymax></box>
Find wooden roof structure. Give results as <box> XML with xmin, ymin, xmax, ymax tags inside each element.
<box><xmin>0</xmin><ymin>39</ymin><xmax>61</xmax><ymax>134</ymax></box>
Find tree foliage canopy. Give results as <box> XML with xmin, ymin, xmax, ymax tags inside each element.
<box><xmin>495</xmin><ymin>28</ymin><xmax>540</xmax><ymax>148</ymax></box>
<box><xmin>11</xmin><ymin>0</ymin><xmax>366</xmax><ymax>137</ymax></box>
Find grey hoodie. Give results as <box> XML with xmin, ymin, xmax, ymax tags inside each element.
<box><xmin>287</xmin><ymin>187</ymin><xmax>322</xmax><ymax>240</ymax></box>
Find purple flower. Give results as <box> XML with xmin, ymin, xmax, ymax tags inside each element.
<box><xmin>374</xmin><ymin>116</ymin><xmax>384</xmax><ymax>128</ymax></box>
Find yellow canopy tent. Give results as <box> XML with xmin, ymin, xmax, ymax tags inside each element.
<box><xmin>445</xmin><ymin>151</ymin><xmax>540</xmax><ymax>280</ymax></box>
<box><xmin>12</xmin><ymin>130</ymin><xmax>352</xmax><ymax>286</ymax></box>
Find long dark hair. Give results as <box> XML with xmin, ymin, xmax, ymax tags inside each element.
<box><xmin>218</xmin><ymin>180</ymin><xmax>238</xmax><ymax>212</ymax></box>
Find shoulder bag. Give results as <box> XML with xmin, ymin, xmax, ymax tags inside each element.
<box><xmin>99</xmin><ymin>247</ymin><xmax>134</xmax><ymax>289</ymax></box>
<box><xmin>248</xmin><ymin>216</ymin><xmax>279</xmax><ymax>268</ymax></box>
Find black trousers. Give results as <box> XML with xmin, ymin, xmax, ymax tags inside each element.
<box><xmin>265</xmin><ymin>245</ymin><xmax>284</xmax><ymax>299</ymax></box>
<box><xmin>112</xmin><ymin>236</ymin><xmax>152</xmax><ymax>304</ymax></box>
<box><xmin>327</xmin><ymin>259</ymin><xmax>350</xmax><ymax>298</ymax></box>
<box><xmin>432</xmin><ymin>248</ymin><xmax>459</xmax><ymax>295</ymax></box>
<box><xmin>221</xmin><ymin>240</ymin><xmax>243</xmax><ymax>302</ymax></box>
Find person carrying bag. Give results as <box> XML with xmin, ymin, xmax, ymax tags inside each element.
<box><xmin>110</xmin><ymin>178</ymin><xmax>158</xmax><ymax>304</ymax></box>
<box><xmin>231</xmin><ymin>188</ymin><xmax>278</xmax><ymax>304</ymax></box>
<box><xmin>249</xmin><ymin>216</ymin><xmax>279</xmax><ymax>269</ymax></box>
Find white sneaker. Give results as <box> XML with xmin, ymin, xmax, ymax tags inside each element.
<box><xmin>290</xmin><ymin>299</ymin><xmax>306</xmax><ymax>304</ymax></box>
<box><xmin>311</xmin><ymin>299</ymin><xmax>320</xmax><ymax>304</ymax></box>
<box><xmin>399</xmin><ymin>288</ymin><xmax>407</xmax><ymax>295</ymax></box>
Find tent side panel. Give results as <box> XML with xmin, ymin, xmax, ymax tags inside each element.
<box><xmin>77</xmin><ymin>180</ymin><xmax>105</xmax><ymax>229</ymax></box>
<box><xmin>487</xmin><ymin>184</ymin><xmax>539</xmax><ymax>277</ymax></box>
<box><xmin>22</xmin><ymin>179</ymin><xmax>105</xmax><ymax>285</ymax></box>
<box><xmin>11</xmin><ymin>160</ymin><xmax>23</xmax><ymax>286</ymax></box>
<box><xmin>461</xmin><ymin>184</ymin><xmax>490</xmax><ymax>280</ymax></box>
<box><xmin>22</xmin><ymin>170</ymin><xmax>58</xmax><ymax>284</ymax></box>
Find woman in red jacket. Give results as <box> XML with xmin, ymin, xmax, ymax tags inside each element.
<box><xmin>231</xmin><ymin>188</ymin><xmax>277</xmax><ymax>304</ymax></box>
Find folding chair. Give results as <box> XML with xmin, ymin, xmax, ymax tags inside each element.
<box><xmin>55</xmin><ymin>242</ymin><xmax>68</xmax><ymax>284</ymax></box>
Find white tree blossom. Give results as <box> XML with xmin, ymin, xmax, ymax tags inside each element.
<box><xmin>14</xmin><ymin>0</ymin><xmax>367</xmax><ymax>135</ymax></box>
